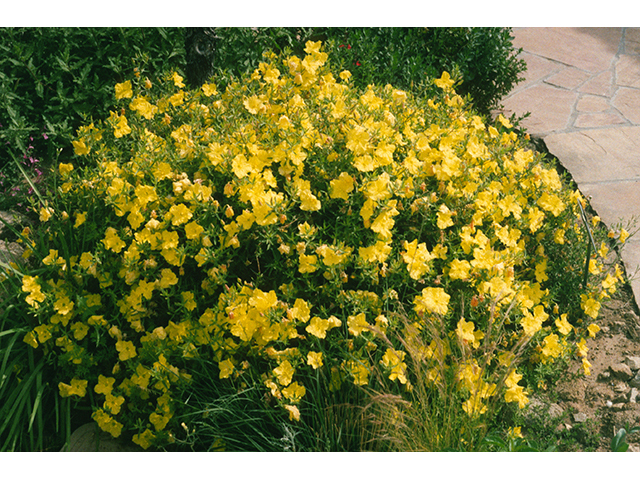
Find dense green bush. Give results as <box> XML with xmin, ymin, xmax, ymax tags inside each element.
<box><xmin>0</xmin><ymin>27</ymin><xmax>185</xmax><ymax>170</ymax></box>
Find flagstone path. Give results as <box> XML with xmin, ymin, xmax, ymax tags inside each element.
<box><xmin>500</xmin><ymin>27</ymin><xmax>640</xmax><ymax>307</ymax></box>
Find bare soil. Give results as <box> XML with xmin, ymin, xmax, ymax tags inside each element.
<box><xmin>528</xmin><ymin>281</ymin><xmax>640</xmax><ymax>451</ymax></box>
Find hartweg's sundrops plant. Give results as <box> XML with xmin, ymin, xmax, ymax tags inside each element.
<box><xmin>6</xmin><ymin>41</ymin><xmax>628</xmax><ymax>450</ymax></box>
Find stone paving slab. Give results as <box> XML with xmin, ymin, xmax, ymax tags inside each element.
<box><xmin>544</xmin><ymin>127</ymin><xmax>640</xmax><ymax>184</ymax></box>
<box><xmin>500</xmin><ymin>27</ymin><xmax>640</xmax><ymax>306</ymax></box>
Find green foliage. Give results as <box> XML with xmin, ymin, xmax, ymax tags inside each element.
<box><xmin>481</xmin><ymin>430</ymin><xmax>557</xmax><ymax>452</ymax></box>
<box><xmin>210</xmin><ymin>27</ymin><xmax>526</xmax><ymax>116</ymax></box>
<box><xmin>611</xmin><ymin>422</ymin><xmax>640</xmax><ymax>452</ymax></box>
<box><xmin>0</xmin><ymin>27</ymin><xmax>185</xmax><ymax>170</ymax></box>
<box><xmin>0</xmin><ymin>294</ymin><xmax>63</xmax><ymax>451</ymax></box>
<box><xmin>510</xmin><ymin>403</ymin><xmax>600</xmax><ymax>452</ymax></box>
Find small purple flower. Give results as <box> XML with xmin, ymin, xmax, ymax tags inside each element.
<box><xmin>42</xmin><ymin>133</ymin><xmax>49</xmax><ymax>140</ymax></box>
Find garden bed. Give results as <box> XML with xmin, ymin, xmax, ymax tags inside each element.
<box><xmin>0</xmin><ymin>34</ymin><xmax>634</xmax><ymax>452</ymax></box>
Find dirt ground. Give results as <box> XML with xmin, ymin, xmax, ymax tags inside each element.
<box><xmin>528</xmin><ymin>279</ymin><xmax>640</xmax><ymax>451</ymax></box>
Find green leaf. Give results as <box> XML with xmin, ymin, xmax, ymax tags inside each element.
<box><xmin>55</xmin><ymin>56</ymin><xmax>70</xmax><ymax>72</ymax></box>
<box><xmin>611</xmin><ymin>428</ymin><xmax>629</xmax><ymax>452</ymax></box>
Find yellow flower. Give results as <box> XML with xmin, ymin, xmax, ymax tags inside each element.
<box><xmin>359</xmin><ymin>240</ymin><xmax>392</xmax><ymax>263</ymax></box>
<box><xmin>582</xmin><ymin>358</ymin><xmax>592</xmax><ymax>376</ymax></box>
<box><xmin>413</xmin><ymin>287</ymin><xmax>450</xmax><ymax>316</ymax></box>
<box><xmin>508</xmin><ymin>426</ymin><xmax>524</xmax><ymax>439</ymax></box>
<box><xmin>102</xmin><ymin>227</ymin><xmax>126</xmax><ymax>253</ymax></box>
<box><xmin>365</xmin><ymin>172</ymin><xmax>392</xmax><ymax>202</ymax></box>
<box><xmin>249</xmin><ymin>289</ymin><xmax>278</xmax><ymax>312</ymax></box>
<box><xmin>436</xmin><ymin>204</ymin><xmax>454</xmax><ymax>229</ymax></box>
<box><xmin>181</xmin><ymin>291</ymin><xmax>197</xmax><ymax>311</ymax></box>
<box><xmin>58</xmin><ymin>163</ymin><xmax>77</xmax><ymax>178</ymax></box>
<box><xmin>134</xmin><ymin>185</ymin><xmax>158</xmax><ymax>207</ymax></box>
<box><xmin>53</xmin><ymin>294</ymin><xmax>74</xmax><ymax>316</ymax></box>
<box><xmin>115</xmin><ymin>80</ymin><xmax>132</xmax><ymax>100</ymax></box>
<box><xmin>576</xmin><ymin>338</ymin><xmax>589</xmax><ymax>357</ymax></box>
<box><xmin>284</xmin><ymin>405</ymin><xmax>301</xmax><ymax>422</ymax></box>
<box><xmin>171</xmin><ymin>72</ymin><xmax>185</xmax><ymax>88</ymax></box>
<box><xmin>504</xmin><ymin>385</ymin><xmax>528</xmax><ymax>409</ymax></box>
<box><xmin>299</xmin><ymin>253</ymin><xmax>318</xmax><ymax>274</ymax></box>
<box><xmin>602</xmin><ymin>273</ymin><xmax>617</xmax><ymax>293</ymax></box>
<box><xmin>555</xmin><ymin>314</ymin><xmax>573</xmax><ymax>336</ymax></box>
<box><xmin>456</xmin><ymin>318</ymin><xmax>482</xmax><ymax>348</ymax></box>
<box><xmin>115</xmin><ymin>340</ymin><xmax>137</xmax><ymax>361</ymax></box>
<box><xmin>346</xmin><ymin>125</ymin><xmax>370</xmax><ymax>156</ymax></box>
<box><xmin>344</xmin><ymin>359</ymin><xmax>370</xmax><ymax>386</ymax></box>
<box><xmin>132</xmin><ymin>428</ymin><xmax>155</xmax><ymax>449</ymax></box>
<box><xmin>34</xmin><ymin>324</ymin><xmax>52</xmax><ymax>344</ymax></box>
<box><xmin>169</xmin><ymin>91</ymin><xmax>184</xmax><ymax>107</ymax></box>
<box><xmin>304</xmin><ymin>40</ymin><xmax>322</xmax><ymax>54</ymax></box>
<box><xmin>110</xmin><ymin>111</ymin><xmax>131</xmax><ymax>138</ymax></box>
<box><xmin>22</xmin><ymin>332</ymin><xmax>38</xmax><ymax>348</ymax></box>
<box><xmin>274</xmin><ymin>360</ymin><xmax>295</xmax><ymax>386</ymax></box>
<box><xmin>392</xmin><ymin>89</ymin><xmax>407</xmax><ymax>105</ymax></box>
<box><xmin>299</xmin><ymin>188</ymin><xmax>321</xmax><ymax>211</ymax></box>
<box><xmin>307</xmin><ymin>351</ymin><xmax>324</xmax><ymax>369</ymax></box>
<box><xmin>463</xmin><ymin>395</ymin><xmax>488</xmax><ymax>417</ymax></box>
<box><xmin>282</xmin><ymin>382</ymin><xmax>306</xmax><ymax>403</ymax></box>
<box><xmin>380</xmin><ymin>348</ymin><xmax>408</xmax><ymax>384</ymax></box>
<box><xmin>497</xmin><ymin>114</ymin><xmax>513</xmax><ymax>129</ymax></box>
<box><xmin>58</xmin><ymin>378</ymin><xmax>88</xmax><ymax>398</ymax></box>
<box><xmin>620</xmin><ymin>228</ymin><xmax>630</xmax><ymax>244</ymax></box>
<box><xmin>402</xmin><ymin>239</ymin><xmax>435</xmax><ymax>280</ymax></box>
<box><xmin>329</xmin><ymin>172</ymin><xmax>354</xmax><ymax>201</ymax></box>
<box><xmin>168</xmin><ymin>203</ymin><xmax>193</xmax><ymax>226</ymax></box>
<box><xmin>538</xmin><ymin>192</ymin><xmax>565</xmax><ymax>217</ymax></box>
<box><xmin>42</xmin><ymin>249</ymin><xmax>64</xmax><ymax>267</ymax></box>
<box><xmin>157</xmin><ymin>268</ymin><xmax>178</xmax><ymax>289</ymax></box>
<box><xmin>94</xmin><ymin>375</ymin><xmax>116</xmax><ymax>396</ymax></box>
<box><xmin>316</xmin><ymin>244</ymin><xmax>352</xmax><ymax>266</ymax></box>
<box><xmin>520</xmin><ymin>305</ymin><xmax>548</xmax><ymax>337</ymax></box>
<box><xmin>71</xmin><ymin>321</ymin><xmax>89</xmax><ymax>340</ymax></box>
<box><xmin>74</xmin><ymin>212</ymin><xmax>87</xmax><ymax>228</ymax></box>
<box><xmin>105</xmin><ymin>394</ymin><xmax>125</xmax><ymax>415</ymax></box>
<box><xmin>448</xmin><ymin>259</ymin><xmax>471</xmax><ymax>281</ymax></box>
<box><xmin>39</xmin><ymin>207</ymin><xmax>53</xmax><ymax>222</ymax></box>
<box><xmin>93</xmin><ymin>409</ymin><xmax>124</xmax><ymax>438</ymax></box>
<box><xmin>587</xmin><ymin>323</ymin><xmax>600</xmax><ymax>338</ymax></box>
<box><xmin>243</xmin><ymin>95</ymin><xmax>265</xmax><ymax>115</ymax></box>
<box><xmin>72</xmin><ymin>139</ymin><xmax>90</xmax><ymax>156</ymax></box>
<box><xmin>581</xmin><ymin>294</ymin><xmax>601</xmax><ymax>319</ymax></box>
<box><xmin>306</xmin><ymin>316</ymin><xmax>330</xmax><ymax>339</ymax></box>
<box><xmin>202</xmin><ymin>83</ymin><xmax>217</xmax><ymax>97</ymax></box>
<box><xmin>130</xmin><ymin>97</ymin><xmax>157</xmax><ymax>119</ymax></box>
<box><xmin>434</xmin><ymin>71</ymin><xmax>454</xmax><ymax>91</ymax></box>
<box><xmin>371</xmin><ymin>200</ymin><xmax>400</xmax><ymax>241</ymax></box>
<box><xmin>185</xmin><ymin>221</ymin><xmax>204</xmax><ymax>240</ymax></box>
<box><xmin>347</xmin><ymin>313</ymin><xmax>370</xmax><ymax>336</ymax></box>
<box><xmin>541</xmin><ymin>333</ymin><xmax>563</xmax><ymax>361</ymax></box>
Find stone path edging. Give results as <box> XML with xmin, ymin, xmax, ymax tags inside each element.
<box><xmin>500</xmin><ymin>27</ymin><xmax>640</xmax><ymax>307</ymax></box>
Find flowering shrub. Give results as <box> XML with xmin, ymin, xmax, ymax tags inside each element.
<box><xmin>15</xmin><ymin>41</ymin><xmax>626</xmax><ymax>450</ymax></box>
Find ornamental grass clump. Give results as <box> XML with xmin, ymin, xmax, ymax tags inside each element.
<box><xmin>11</xmin><ymin>41</ymin><xmax>627</xmax><ymax>450</ymax></box>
